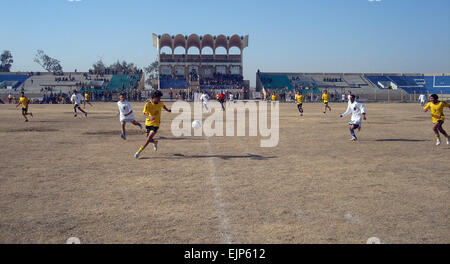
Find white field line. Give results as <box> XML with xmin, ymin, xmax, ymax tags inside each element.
<box><xmin>205</xmin><ymin>136</ymin><xmax>234</xmax><ymax>244</ymax></box>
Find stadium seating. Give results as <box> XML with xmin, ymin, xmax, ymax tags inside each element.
<box><xmin>107</xmin><ymin>74</ymin><xmax>141</xmax><ymax>91</ymax></box>
<box><xmin>259</xmin><ymin>74</ymin><xmax>294</xmax><ymax>90</ymax></box>
<box><xmin>159</xmin><ymin>77</ymin><xmax>189</xmax><ymax>89</ymax></box>
<box><xmin>0</xmin><ymin>74</ymin><xmax>30</xmax><ymax>89</ymax></box>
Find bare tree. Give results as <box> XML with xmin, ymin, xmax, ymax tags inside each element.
<box><xmin>34</xmin><ymin>50</ymin><xmax>63</xmax><ymax>73</ymax></box>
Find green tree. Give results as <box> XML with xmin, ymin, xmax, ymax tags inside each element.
<box><xmin>34</xmin><ymin>50</ymin><xmax>63</xmax><ymax>73</ymax></box>
<box><xmin>108</xmin><ymin>60</ymin><xmax>139</xmax><ymax>74</ymax></box>
<box><xmin>0</xmin><ymin>50</ymin><xmax>13</xmax><ymax>72</ymax></box>
<box><xmin>144</xmin><ymin>60</ymin><xmax>159</xmax><ymax>87</ymax></box>
<box><xmin>91</xmin><ymin>59</ymin><xmax>106</xmax><ymax>73</ymax></box>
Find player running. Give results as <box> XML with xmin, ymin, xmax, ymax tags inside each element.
<box><xmin>423</xmin><ymin>94</ymin><xmax>450</xmax><ymax>146</ymax></box>
<box><xmin>16</xmin><ymin>92</ymin><xmax>33</xmax><ymax>122</ymax></box>
<box><xmin>200</xmin><ymin>91</ymin><xmax>210</xmax><ymax>112</ymax></box>
<box><xmin>418</xmin><ymin>93</ymin><xmax>426</xmax><ymax>107</ymax></box>
<box><xmin>295</xmin><ymin>91</ymin><xmax>304</xmax><ymax>116</ymax></box>
<box><xmin>84</xmin><ymin>90</ymin><xmax>93</xmax><ymax>108</ymax></box>
<box><xmin>322</xmin><ymin>90</ymin><xmax>331</xmax><ymax>113</ymax></box>
<box><xmin>117</xmin><ymin>93</ymin><xmax>142</xmax><ymax>140</ymax></box>
<box><xmin>340</xmin><ymin>94</ymin><xmax>367</xmax><ymax>141</ymax></box>
<box><xmin>134</xmin><ymin>90</ymin><xmax>171</xmax><ymax>158</ymax></box>
<box><xmin>71</xmin><ymin>90</ymin><xmax>88</xmax><ymax>117</ymax></box>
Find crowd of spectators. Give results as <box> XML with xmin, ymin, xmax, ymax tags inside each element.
<box><xmin>323</xmin><ymin>77</ymin><xmax>343</xmax><ymax>82</ymax></box>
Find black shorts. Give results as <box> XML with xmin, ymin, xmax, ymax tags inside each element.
<box><xmin>297</xmin><ymin>103</ymin><xmax>303</xmax><ymax>107</ymax></box>
<box><xmin>324</xmin><ymin>102</ymin><xmax>329</xmax><ymax>105</ymax></box>
<box><xmin>74</xmin><ymin>104</ymin><xmax>80</xmax><ymax>108</ymax></box>
<box><xmin>22</xmin><ymin>108</ymin><xmax>28</xmax><ymax>113</ymax></box>
<box><xmin>146</xmin><ymin>126</ymin><xmax>159</xmax><ymax>133</ymax></box>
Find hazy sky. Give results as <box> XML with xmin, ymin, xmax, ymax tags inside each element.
<box><xmin>2</xmin><ymin>0</ymin><xmax>449</xmax><ymax>85</ymax></box>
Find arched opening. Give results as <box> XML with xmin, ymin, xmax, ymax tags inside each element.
<box><xmin>160</xmin><ymin>46</ymin><xmax>172</xmax><ymax>55</ymax></box>
<box><xmin>228</xmin><ymin>46</ymin><xmax>241</xmax><ymax>55</ymax></box>
<box><xmin>187</xmin><ymin>46</ymin><xmax>200</xmax><ymax>54</ymax></box>
<box><xmin>173</xmin><ymin>46</ymin><xmax>186</xmax><ymax>55</ymax></box>
<box><xmin>201</xmin><ymin>47</ymin><xmax>214</xmax><ymax>55</ymax></box>
<box><xmin>215</xmin><ymin>46</ymin><xmax>227</xmax><ymax>55</ymax></box>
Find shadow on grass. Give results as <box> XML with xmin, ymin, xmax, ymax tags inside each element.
<box><xmin>139</xmin><ymin>153</ymin><xmax>276</xmax><ymax>160</ymax></box>
<box><xmin>375</xmin><ymin>139</ymin><xmax>429</xmax><ymax>142</ymax></box>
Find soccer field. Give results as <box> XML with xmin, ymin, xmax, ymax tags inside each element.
<box><xmin>0</xmin><ymin>102</ymin><xmax>448</xmax><ymax>244</ymax></box>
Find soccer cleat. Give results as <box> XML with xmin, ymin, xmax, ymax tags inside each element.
<box><xmin>350</xmin><ymin>137</ymin><xmax>357</xmax><ymax>141</ymax></box>
<box><xmin>447</xmin><ymin>138</ymin><xmax>449</xmax><ymax>145</ymax></box>
<box><xmin>84</xmin><ymin>112</ymin><xmax>88</xmax><ymax>118</ymax></box>
<box><xmin>134</xmin><ymin>151</ymin><xmax>140</xmax><ymax>159</ymax></box>
<box><xmin>137</xmin><ymin>123</ymin><xmax>143</xmax><ymax>130</ymax></box>
<box><xmin>121</xmin><ymin>134</ymin><xmax>126</xmax><ymax>140</ymax></box>
<box><xmin>30</xmin><ymin>112</ymin><xmax>33</xmax><ymax>118</ymax></box>
<box><xmin>436</xmin><ymin>140</ymin><xmax>441</xmax><ymax>146</ymax></box>
<box><xmin>24</xmin><ymin>120</ymin><xmax>28</xmax><ymax>122</ymax></box>
<box><xmin>153</xmin><ymin>141</ymin><xmax>158</xmax><ymax>151</ymax></box>
<box><xmin>74</xmin><ymin>113</ymin><xmax>77</xmax><ymax>117</ymax></box>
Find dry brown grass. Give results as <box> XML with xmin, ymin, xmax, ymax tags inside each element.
<box><xmin>0</xmin><ymin>102</ymin><xmax>448</xmax><ymax>244</ymax></box>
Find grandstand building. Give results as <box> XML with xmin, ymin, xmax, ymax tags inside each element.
<box><xmin>0</xmin><ymin>71</ymin><xmax>144</xmax><ymax>102</ymax></box>
<box><xmin>153</xmin><ymin>33</ymin><xmax>249</xmax><ymax>92</ymax></box>
<box><xmin>256</xmin><ymin>72</ymin><xmax>450</xmax><ymax>101</ymax></box>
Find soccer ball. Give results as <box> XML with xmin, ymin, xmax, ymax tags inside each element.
<box><xmin>192</xmin><ymin>120</ymin><xmax>201</xmax><ymax>129</ymax></box>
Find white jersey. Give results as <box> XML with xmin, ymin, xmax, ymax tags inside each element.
<box><xmin>117</xmin><ymin>100</ymin><xmax>134</xmax><ymax>121</ymax></box>
<box><xmin>200</xmin><ymin>94</ymin><xmax>209</xmax><ymax>103</ymax></box>
<box><xmin>229</xmin><ymin>94</ymin><xmax>234</xmax><ymax>100</ymax></box>
<box><xmin>71</xmin><ymin>94</ymin><xmax>83</xmax><ymax>105</ymax></box>
<box><xmin>8</xmin><ymin>94</ymin><xmax>12</xmax><ymax>99</ymax></box>
<box><xmin>418</xmin><ymin>94</ymin><xmax>426</xmax><ymax>102</ymax></box>
<box><xmin>341</xmin><ymin>101</ymin><xmax>366</xmax><ymax>125</ymax></box>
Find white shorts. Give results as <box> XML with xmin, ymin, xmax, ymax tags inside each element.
<box><xmin>120</xmin><ymin>117</ymin><xmax>135</xmax><ymax>123</ymax></box>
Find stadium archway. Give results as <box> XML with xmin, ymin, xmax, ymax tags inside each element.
<box><xmin>187</xmin><ymin>46</ymin><xmax>200</xmax><ymax>55</ymax></box>
<box><xmin>174</xmin><ymin>46</ymin><xmax>186</xmax><ymax>55</ymax></box>
<box><xmin>201</xmin><ymin>46</ymin><xmax>214</xmax><ymax>55</ymax></box>
<box><xmin>229</xmin><ymin>46</ymin><xmax>241</xmax><ymax>55</ymax></box>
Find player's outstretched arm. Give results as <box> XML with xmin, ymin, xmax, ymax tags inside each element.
<box><xmin>340</xmin><ymin>105</ymin><xmax>351</xmax><ymax>118</ymax></box>
<box><xmin>163</xmin><ymin>106</ymin><xmax>171</xmax><ymax>113</ymax></box>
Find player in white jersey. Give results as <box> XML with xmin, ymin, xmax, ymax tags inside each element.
<box><xmin>340</xmin><ymin>94</ymin><xmax>367</xmax><ymax>141</ymax></box>
<box><xmin>71</xmin><ymin>90</ymin><xmax>88</xmax><ymax>117</ymax></box>
<box><xmin>117</xmin><ymin>93</ymin><xmax>142</xmax><ymax>140</ymax></box>
<box><xmin>418</xmin><ymin>93</ymin><xmax>426</xmax><ymax>107</ymax></box>
<box><xmin>200</xmin><ymin>91</ymin><xmax>210</xmax><ymax>112</ymax></box>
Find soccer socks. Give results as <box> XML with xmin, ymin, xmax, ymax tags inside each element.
<box><xmin>137</xmin><ymin>146</ymin><xmax>144</xmax><ymax>153</ymax></box>
<box><xmin>350</xmin><ymin>129</ymin><xmax>357</xmax><ymax>139</ymax></box>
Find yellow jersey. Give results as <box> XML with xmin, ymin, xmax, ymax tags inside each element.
<box><xmin>143</xmin><ymin>101</ymin><xmax>165</xmax><ymax>127</ymax></box>
<box><xmin>271</xmin><ymin>94</ymin><xmax>277</xmax><ymax>101</ymax></box>
<box><xmin>85</xmin><ymin>93</ymin><xmax>90</xmax><ymax>101</ymax></box>
<box><xmin>19</xmin><ymin>96</ymin><xmax>29</xmax><ymax>108</ymax></box>
<box><xmin>424</xmin><ymin>101</ymin><xmax>449</xmax><ymax>123</ymax></box>
<box><xmin>295</xmin><ymin>94</ymin><xmax>304</xmax><ymax>104</ymax></box>
<box><xmin>322</xmin><ymin>93</ymin><xmax>330</xmax><ymax>103</ymax></box>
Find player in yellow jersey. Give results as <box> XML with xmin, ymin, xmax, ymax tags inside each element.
<box><xmin>271</xmin><ymin>93</ymin><xmax>277</xmax><ymax>104</ymax></box>
<box><xmin>83</xmin><ymin>90</ymin><xmax>93</xmax><ymax>108</ymax></box>
<box><xmin>295</xmin><ymin>91</ymin><xmax>304</xmax><ymax>116</ymax></box>
<box><xmin>424</xmin><ymin>94</ymin><xmax>450</xmax><ymax>146</ymax></box>
<box><xmin>322</xmin><ymin>90</ymin><xmax>331</xmax><ymax>113</ymax></box>
<box><xmin>16</xmin><ymin>92</ymin><xmax>33</xmax><ymax>122</ymax></box>
<box><xmin>135</xmin><ymin>90</ymin><xmax>171</xmax><ymax>158</ymax></box>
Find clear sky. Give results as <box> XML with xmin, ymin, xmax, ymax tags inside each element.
<box><xmin>2</xmin><ymin>0</ymin><xmax>449</xmax><ymax>85</ymax></box>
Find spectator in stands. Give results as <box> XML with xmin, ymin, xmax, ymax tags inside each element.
<box><xmin>8</xmin><ymin>93</ymin><xmax>12</xmax><ymax>104</ymax></box>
